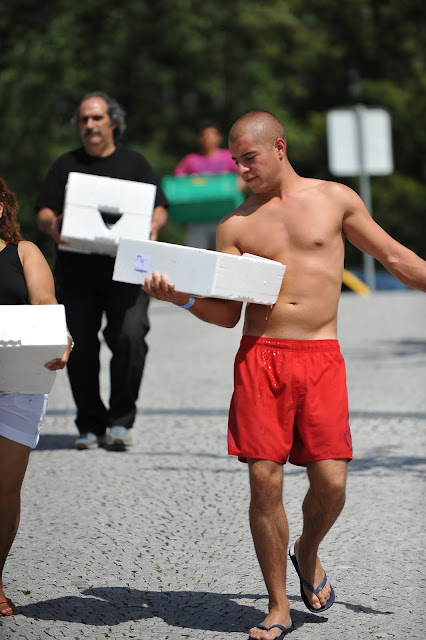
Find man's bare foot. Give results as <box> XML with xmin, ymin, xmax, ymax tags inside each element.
<box><xmin>291</xmin><ymin>538</ymin><xmax>334</xmax><ymax>611</ymax></box>
<box><xmin>249</xmin><ymin>605</ymin><xmax>293</xmax><ymax>639</ymax></box>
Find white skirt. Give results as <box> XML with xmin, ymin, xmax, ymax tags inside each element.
<box><xmin>0</xmin><ymin>392</ymin><xmax>48</xmax><ymax>448</ymax></box>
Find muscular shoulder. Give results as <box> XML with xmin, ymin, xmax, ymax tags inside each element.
<box><xmin>216</xmin><ymin>199</ymin><xmax>254</xmax><ymax>254</ymax></box>
<box><xmin>295</xmin><ymin>180</ymin><xmax>362</xmax><ymax>223</ymax></box>
<box><xmin>316</xmin><ymin>180</ymin><xmax>361</xmax><ymax>209</ymax></box>
<box><xmin>218</xmin><ymin>195</ymin><xmax>255</xmax><ymax>235</ymax></box>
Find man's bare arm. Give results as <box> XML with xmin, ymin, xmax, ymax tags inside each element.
<box><xmin>37</xmin><ymin>207</ymin><xmax>62</xmax><ymax>244</ymax></box>
<box><xmin>142</xmin><ymin>214</ymin><xmax>244</xmax><ymax>328</ymax></box>
<box><xmin>341</xmin><ymin>185</ymin><xmax>426</xmax><ymax>292</ymax></box>
<box><xmin>142</xmin><ymin>272</ymin><xmax>243</xmax><ymax>328</ymax></box>
<box><xmin>150</xmin><ymin>205</ymin><xmax>168</xmax><ymax>241</ymax></box>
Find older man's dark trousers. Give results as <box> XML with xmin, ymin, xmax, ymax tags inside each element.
<box><xmin>57</xmin><ymin>281</ymin><xmax>150</xmax><ymax>435</ymax></box>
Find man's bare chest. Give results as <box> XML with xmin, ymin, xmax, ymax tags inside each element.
<box><xmin>238</xmin><ymin>206</ymin><xmax>342</xmax><ymax>257</ymax></box>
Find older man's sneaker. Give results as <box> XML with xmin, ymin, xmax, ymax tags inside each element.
<box><xmin>107</xmin><ymin>426</ymin><xmax>131</xmax><ymax>451</ymax></box>
<box><xmin>74</xmin><ymin>432</ymin><xmax>107</xmax><ymax>450</ymax></box>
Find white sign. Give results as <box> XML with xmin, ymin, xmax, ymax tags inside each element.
<box><xmin>326</xmin><ymin>107</ymin><xmax>393</xmax><ymax>176</ymax></box>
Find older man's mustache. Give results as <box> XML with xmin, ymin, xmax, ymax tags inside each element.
<box><xmin>84</xmin><ymin>128</ymin><xmax>102</xmax><ymax>137</ymax></box>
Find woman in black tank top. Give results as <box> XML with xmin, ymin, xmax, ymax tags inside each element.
<box><xmin>0</xmin><ymin>177</ymin><xmax>73</xmax><ymax>617</ymax></box>
<box><xmin>0</xmin><ymin>243</ymin><xmax>30</xmax><ymax>304</ymax></box>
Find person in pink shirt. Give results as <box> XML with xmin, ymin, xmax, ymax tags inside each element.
<box><xmin>173</xmin><ymin>121</ymin><xmax>238</xmax><ymax>176</ymax></box>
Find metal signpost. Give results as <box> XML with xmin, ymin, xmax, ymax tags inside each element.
<box><xmin>326</xmin><ymin>106</ymin><xmax>394</xmax><ymax>290</ymax></box>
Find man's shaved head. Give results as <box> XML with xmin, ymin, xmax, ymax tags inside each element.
<box><xmin>228</xmin><ymin>111</ymin><xmax>286</xmax><ymax>148</ymax></box>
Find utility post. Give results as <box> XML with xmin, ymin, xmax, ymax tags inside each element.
<box><xmin>326</xmin><ymin>106</ymin><xmax>394</xmax><ymax>290</ymax></box>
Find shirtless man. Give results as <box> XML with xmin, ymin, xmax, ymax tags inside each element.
<box><xmin>142</xmin><ymin>111</ymin><xmax>426</xmax><ymax>640</ymax></box>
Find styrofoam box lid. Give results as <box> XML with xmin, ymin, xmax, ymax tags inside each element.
<box><xmin>64</xmin><ymin>172</ymin><xmax>157</xmax><ymax>215</ymax></box>
<box><xmin>59</xmin><ymin>202</ymin><xmax>153</xmax><ymax>256</ymax></box>
<box><xmin>113</xmin><ymin>239</ymin><xmax>286</xmax><ymax>304</ymax></box>
<box><xmin>0</xmin><ymin>304</ymin><xmax>68</xmax><ymax>345</ymax></box>
<box><xmin>0</xmin><ymin>346</ymin><xmax>63</xmax><ymax>393</ymax></box>
<box><xmin>0</xmin><ymin>305</ymin><xmax>68</xmax><ymax>393</ymax></box>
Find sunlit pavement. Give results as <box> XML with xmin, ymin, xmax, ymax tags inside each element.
<box><xmin>2</xmin><ymin>290</ymin><xmax>425</xmax><ymax>639</ymax></box>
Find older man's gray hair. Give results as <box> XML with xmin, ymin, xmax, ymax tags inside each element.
<box><xmin>72</xmin><ymin>91</ymin><xmax>126</xmax><ymax>139</ymax></box>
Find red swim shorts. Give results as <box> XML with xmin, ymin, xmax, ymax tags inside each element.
<box><xmin>228</xmin><ymin>336</ymin><xmax>352</xmax><ymax>466</ymax></box>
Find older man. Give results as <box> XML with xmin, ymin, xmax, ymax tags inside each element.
<box><xmin>36</xmin><ymin>92</ymin><xmax>168</xmax><ymax>451</ymax></box>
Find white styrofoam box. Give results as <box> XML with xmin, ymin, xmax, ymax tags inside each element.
<box><xmin>0</xmin><ymin>305</ymin><xmax>68</xmax><ymax>394</ymax></box>
<box><xmin>59</xmin><ymin>172</ymin><xmax>156</xmax><ymax>256</ymax></box>
<box><xmin>113</xmin><ymin>239</ymin><xmax>286</xmax><ymax>304</ymax></box>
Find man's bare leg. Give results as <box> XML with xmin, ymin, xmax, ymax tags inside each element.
<box><xmin>293</xmin><ymin>459</ymin><xmax>348</xmax><ymax>610</ymax></box>
<box><xmin>247</xmin><ymin>459</ymin><xmax>292</xmax><ymax>640</ymax></box>
<box><xmin>0</xmin><ymin>436</ymin><xmax>31</xmax><ymax>616</ymax></box>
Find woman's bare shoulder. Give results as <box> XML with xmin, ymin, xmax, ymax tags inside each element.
<box><xmin>17</xmin><ymin>240</ymin><xmax>46</xmax><ymax>263</ymax></box>
<box><xmin>18</xmin><ymin>240</ymin><xmax>39</xmax><ymax>250</ymax></box>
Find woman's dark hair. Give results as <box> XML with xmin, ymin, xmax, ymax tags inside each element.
<box><xmin>0</xmin><ymin>176</ymin><xmax>22</xmax><ymax>244</ymax></box>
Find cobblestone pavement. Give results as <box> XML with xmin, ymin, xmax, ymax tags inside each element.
<box><xmin>1</xmin><ymin>291</ymin><xmax>425</xmax><ymax>640</ymax></box>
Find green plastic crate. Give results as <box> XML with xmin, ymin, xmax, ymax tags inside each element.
<box><xmin>162</xmin><ymin>173</ymin><xmax>244</xmax><ymax>223</ymax></box>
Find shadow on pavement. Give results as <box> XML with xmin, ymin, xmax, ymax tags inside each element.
<box><xmin>15</xmin><ymin>587</ymin><xmax>392</xmax><ymax>630</ymax></box>
<box><xmin>36</xmin><ymin>434</ymin><xmax>76</xmax><ymax>450</ymax></box>
<box><xmin>44</xmin><ymin>408</ymin><xmax>230</xmax><ymax>416</ymax></box>
<box><xmin>344</xmin><ymin>338</ymin><xmax>426</xmax><ymax>361</ymax></box>
<box><xmin>348</xmin><ymin>446</ymin><xmax>426</xmax><ymax>477</ymax></box>
<box><xmin>350</xmin><ymin>410</ymin><xmax>426</xmax><ymax>420</ymax></box>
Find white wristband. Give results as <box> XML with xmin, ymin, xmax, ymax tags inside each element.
<box><xmin>179</xmin><ymin>295</ymin><xmax>195</xmax><ymax>309</ymax></box>
<box><xmin>66</xmin><ymin>331</ymin><xmax>75</xmax><ymax>350</ymax></box>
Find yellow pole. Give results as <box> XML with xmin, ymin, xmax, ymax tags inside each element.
<box><xmin>342</xmin><ymin>269</ymin><xmax>370</xmax><ymax>297</ymax></box>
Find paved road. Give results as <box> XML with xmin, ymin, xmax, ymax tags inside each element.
<box><xmin>1</xmin><ymin>290</ymin><xmax>425</xmax><ymax>639</ymax></box>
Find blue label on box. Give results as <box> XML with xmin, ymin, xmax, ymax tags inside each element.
<box><xmin>134</xmin><ymin>254</ymin><xmax>151</xmax><ymax>274</ymax></box>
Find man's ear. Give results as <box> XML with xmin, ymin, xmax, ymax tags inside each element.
<box><xmin>0</xmin><ymin>202</ymin><xmax>3</xmax><ymax>217</ymax></box>
<box><xmin>275</xmin><ymin>138</ymin><xmax>286</xmax><ymax>158</ymax></box>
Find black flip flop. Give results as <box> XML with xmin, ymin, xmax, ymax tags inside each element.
<box><xmin>289</xmin><ymin>543</ymin><xmax>335</xmax><ymax>613</ymax></box>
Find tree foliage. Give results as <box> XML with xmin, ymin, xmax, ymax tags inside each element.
<box><xmin>1</xmin><ymin>0</ymin><xmax>425</xmax><ymax>264</ymax></box>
